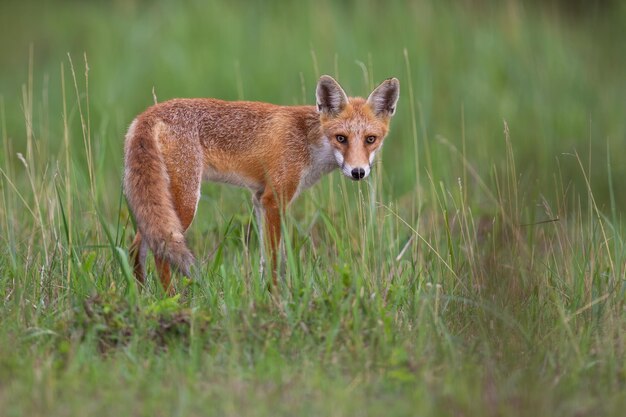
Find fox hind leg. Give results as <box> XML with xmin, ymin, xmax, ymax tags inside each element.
<box><xmin>154</xmin><ymin>255</ymin><xmax>174</xmax><ymax>295</ymax></box>
<box><xmin>130</xmin><ymin>232</ymin><xmax>148</xmax><ymax>285</ymax></box>
<box><xmin>133</xmin><ymin>184</ymin><xmax>199</xmax><ymax>294</ymax></box>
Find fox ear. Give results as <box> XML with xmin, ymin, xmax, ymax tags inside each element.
<box><xmin>316</xmin><ymin>75</ymin><xmax>348</xmax><ymax>116</ymax></box>
<box><xmin>367</xmin><ymin>78</ymin><xmax>400</xmax><ymax>118</ymax></box>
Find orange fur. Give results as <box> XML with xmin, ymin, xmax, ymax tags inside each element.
<box><xmin>124</xmin><ymin>75</ymin><xmax>399</xmax><ymax>292</ymax></box>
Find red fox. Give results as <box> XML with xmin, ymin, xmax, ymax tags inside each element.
<box><xmin>124</xmin><ymin>75</ymin><xmax>399</xmax><ymax>293</ymax></box>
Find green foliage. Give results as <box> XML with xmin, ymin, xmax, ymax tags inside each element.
<box><xmin>1</xmin><ymin>1</ymin><xmax>626</xmax><ymax>416</ymax></box>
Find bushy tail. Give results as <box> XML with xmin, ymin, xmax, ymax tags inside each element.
<box><xmin>123</xmin><ymin>119</ymin><xmax>195</xmax><ymax>275</ymax></box>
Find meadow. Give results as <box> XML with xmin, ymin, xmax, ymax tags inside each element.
<box><xmin>1</xmin><ymin>1</ymin><xmax>626</xmax><ymax>415</ymax></box>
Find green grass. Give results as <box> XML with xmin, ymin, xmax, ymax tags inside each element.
<box><xmin>1</xmin><ymin>0</ymin><xmax>626</xmax><ymax>415</ymax></box>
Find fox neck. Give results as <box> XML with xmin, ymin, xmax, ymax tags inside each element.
<box><xmin>309</xmin><ymin>136</ymin><xmax>339</xmax><ymax>174</ymax></box>
<box><xmin>302</xmin><ymin>107</ymin><xmax>340</xmax><ymax>176</ymax></box>
<box><xmin>294</xmin><ymin>132</ymin><xmax>338</xmax><ymax>198</ymax></box>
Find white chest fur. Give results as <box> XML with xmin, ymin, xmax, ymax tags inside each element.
<box><xmin>294</xmin><ymin>138</ymin><xmax>338</xmax><ymax>199</ymax></box>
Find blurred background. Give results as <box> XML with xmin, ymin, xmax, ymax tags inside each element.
<box><xmin>2</xmin><ymin>3</ymin><xmax>626</xmax><ymax>415</ymax></box>
<box><xmin>0</xmin><ymin>0</ymin><xmax>625</xmax><ymax>211</ymax></box>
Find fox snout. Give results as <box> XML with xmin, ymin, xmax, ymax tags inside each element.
<box><xmin>333</xmin><ymin>149</ymin><xmax>372</xmax><ymax>180</ymax></box>
<box><xmin>343</xmin><ymin>163</ymin><xmax>370</xmax><ymax>181</ymax></box>
<box><xmin>351</xmin><ymin>167</ymin><xmax>366</xmax><ymax>180</ymax></box>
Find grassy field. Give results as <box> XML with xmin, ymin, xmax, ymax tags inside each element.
<box><xmin>1</xmin><ymin>0</ymin><xmax>626</xmax><ymax>415</ymax></box>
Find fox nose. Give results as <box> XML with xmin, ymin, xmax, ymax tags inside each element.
<box><xmin>351</xmin><ymin>168</ymin><xmax>366</xmax><ymax>180</ymax></box>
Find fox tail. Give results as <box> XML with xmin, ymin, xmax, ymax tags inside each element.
<box><xmin>123</xmin><ymin>118</ymin><xmax>195</xmax><ymax>275</ymax></box>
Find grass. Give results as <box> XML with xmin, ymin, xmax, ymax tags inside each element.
<box><xmin>1</xmin><ymin>0</ymin><xmax>626</xmax><ymax>415</ymax></box>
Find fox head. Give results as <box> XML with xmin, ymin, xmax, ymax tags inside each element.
<box><xmin>316</xmin><ymin>75</ymin><xmax>400</xmax><ymax>180</ymax></box>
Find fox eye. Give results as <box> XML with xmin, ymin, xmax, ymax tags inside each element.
<box><xmin>365</xmin><ymin>136</ymin><xmax>377</xmax><ymax>144</ymax></box>
<box><xmin>336</xmin><ymin>135</ymin><xmax>347</xmax><ymax>143</ymax></box>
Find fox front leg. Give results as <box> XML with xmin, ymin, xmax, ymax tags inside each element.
<box><xmin>254</xmin><ymin>181</ymin><xmax>296</xmax><ymax>288</ymax></box>
<box><xmin>252</xmin><ymin>191</ymin><xmax>267</xmax><ymax>278</ymax></box>
<box><xmin>259</xmin><ymin>187</ymin><xmax>296</xmax><ymax>288</ymax></box>
<box><xmin>261</xmin><ymin>198</ymin><xmax>281</xmax><ymax>288</ymax></box>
